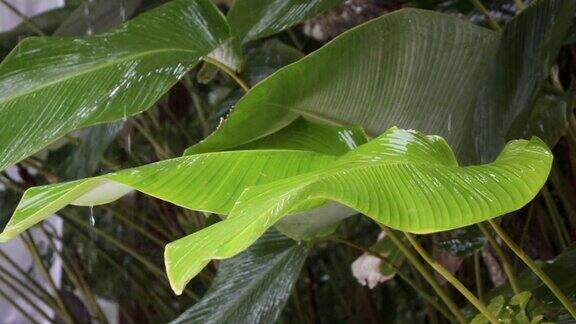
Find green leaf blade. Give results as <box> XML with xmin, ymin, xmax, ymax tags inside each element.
<box><xmin>473</xmin><ymin>0</ymin><xmax>576</xmax><ymax>161</ymax></box>
<box><xmin>0</xmin><ymin>0</ymin><xmax>230</xmax><ymax>172</ymax></box>
<box><xmin>187</xmin><ymin>9</ymin><xmax>499</xmax><ymax>161</ymax></box>
<box><xmin>0</xmin><ymin>150</ymin><xmax>335</xmax><ymax>243</ymax></box>
<box><xmin>170</xmin><ymin>229</ymin><xmax>307</xmax><ymax>324</ymax></box>
<box><xmin>166</xmin><ymin>128</ymin><xmax>552</xmax><ymax>294</ymax></box>
<box><xmin>227</xmin><ymin>0</ymin><xmax>343</xmax><ymax>43</ymax></box>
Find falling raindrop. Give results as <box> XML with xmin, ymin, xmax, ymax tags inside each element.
<box><xmin>123</xmin><ymin>107</ymin><xmax>132</xmax><ymax>154</ymax></box>
<box><xmin>89</xmin><ymin>206</ymin><xmax>95</xmax><ymax>226</ymax></box>
<box><xmin>87</xmin><ymin>206</ymin><xmax>95</xmax><ymax>274</ymax></box>
<box><xmin>447</xmin><ymin>113</ymin><xmax>452</xmax><ymax>132</ymax></box>
<box><xmin>85</xmin><ymin>0</ymin><xmax>95</xmax><ymax>36</ymax></box>
<box><xmin>120</xmin><ymin>0</ymin><xmax>127</xmax><ymax>23</ymax></box>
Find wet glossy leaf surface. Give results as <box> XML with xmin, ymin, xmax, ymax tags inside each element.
<box><xmin>186</xmin><ymin>9</ymin><xmax>499</xmax><ymax>161</ymax></box>
<box><xmin>507</xmin><ymin>94</ymin><xmax>568</xmax><ymax>148</ymax></box>
<box><xmin>473</xmin><ymin>0</ymin><xmax>576</xmax><ymax>162</ymax></box>
<box><xmin>0</xmin><ymin>0</ymin><xmax>229</xmax><ymax>172</ymax></box>
<box><xmin>171</xmin><ymin>229</ymin><xmax>307</xmax><ymax>324</ymax></box>
<box><xmin>0</xmin><ymin>119</ymin><xmax>366</xmax><ymax>242</ymax></box>
<box><xmin>166</xmin><ymin>128</ymin><xmax>552</xmax><ymax>294</ymax></box>
<box><xmin>0</xmin><ymin>150</ymin><xmax>334</xmax><ymax>243</ymax></box>
<box><xmin>236</xmin><ymin>117</ymin><xmax>367</xmax><ymax>155</ymax></box>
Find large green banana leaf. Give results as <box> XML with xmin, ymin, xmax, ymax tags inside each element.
<box><xmin>185</xmin><ymin>9</ymin><xmax>499</xmax><ymax>161</ymax></box>
<box><xmin>472</xmin><ymin>0</ymin><xmax>576</xmax><ymax>162</ymax></box>
<box><xmin>0</xmin><ymin>120</ymin><xmax>365</xmax><ymax>242</ymax></box>
<box><xmin>0</xmin><ymin>150</ymin><xmax>333</xmax><ymax>242</ymax></box>
<box><xmin>166</xmin><ymin>128</ymin><xmax>552</xmax><ymax>294</ymax></box>
<box><xmin>0</xmin><ymin>126</ymin><xmax>552</xmax><ymax>294</ymax></box>
<box><xmin>171</xmin><ymin>229</ymin><xmax>307</xmax><ymax>324</ymax></box>
<box><xmin>227</xmin><ymin>0</ymin><xmax>344</xmax><ymax>44</ymax></box>
<box><xmin>0</xmin><ymin>0</ymin><xmax>229</xmax><ymax>172</ymax></box>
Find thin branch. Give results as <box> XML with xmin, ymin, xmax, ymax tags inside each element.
<box><xmin>0</xmin><ymin>0</ymin><xmax>46</xmax><ymax>36</ymax></box>
<box><xmin>469</xmin><ymin>0</ymin><xmax>501</xmax><ymax>32</ymax></box>
<box><xmin>379</xmin><ymin>227</ymin><xmax>468</xmax><ymax>323</ymax></box>
<box><xmin>403</xmin><ymin>232</ymin><xmax>498</xmax><ymax>323</ymax></box>
<box><xmin>488</xmin><ymin>219</ymin><xmax>576</xmax><ymax>319</ymax></box>
<box><xmin>477</xmin><ymin>223</ymin><xmax>520</xmax><ymax>294</ymax></box>
<box><xmin>203</xmin><ymin>56</ymin><xmax>251</xmax><ymax>92</ymax></box>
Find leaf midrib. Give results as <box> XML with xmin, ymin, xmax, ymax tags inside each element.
<box><xmin>0</xmin><ymin>47</ymin><xmax>200</xmax><ymax>106</ymax></box>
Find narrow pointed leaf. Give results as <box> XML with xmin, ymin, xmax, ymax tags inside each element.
<box><xmin>473</xmin><ymin>0</ymin><xmax>576</xmax><ymax>161</ymax></box>
<box><xmin>187</xmin><ymin>9</ymin><xmax>499</xmax><ymax>161</ymax></box>
<box><xmin>166</xmin><ymin>128</ymin><xmax>552</xmax><ymax>294</ymax></box>
<box><xmin>171</xmin><ymin>229</ymin><xmax>307</xmax><ymax>324</ymax></box>
<box><xmin>0</xmin><ymin>0</ymin><xmax>229</xmax><ymax>172</ymax></box>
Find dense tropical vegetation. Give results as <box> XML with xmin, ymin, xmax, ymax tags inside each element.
<box><xmin>0</xmin><ymin>0</ymin><xmax>575</xmax><ymax>323</ymax></box>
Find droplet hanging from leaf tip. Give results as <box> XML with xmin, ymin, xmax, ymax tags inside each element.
<box><xmin>89</xmin><ymin>206</ymin><xmax>95</xmax><ymax>226</ymax></box>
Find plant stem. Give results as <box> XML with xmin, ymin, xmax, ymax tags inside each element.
<box><xmin>403</xmin><ymin>232</ymin><xmax>498</xmax><ymax>324</ymax></box>
<box><xmin>477</xmin><ymin>223</ymin><xmax>520</xmax><ymax>294</ymax></box>
<box><xmin>101</xmin><ymin>205</ymin><xmax>166</xmax><ymax>247</ymax></box>
<box><xmin>469</xmin><ymin>0</ymin><xmax>501</xmax><ymax>32</ymax></box>
<box><xmin>190</xmin><ymin>88</ymin><xmax>212</xmax><ymax>137</ymax></box>
<box><xmin>0</xmin><ymin>0</ymin><xmax>46</xmax><ymax>36</ymax></box>
<box><xmin>0</xmin><ymin>271</ymin><xmax>53</xmax><ymax>322</ymax></box>
<box><xmin>488</xmin><ymin>219</ymin><xmax>576</xmax><ymax>319</ymax></box>
<box><xmin>541</xmin><ymin>187</ymin><xmax>570</xmax><ymax>249</ymax></box>
<box><xmin>0</xmin><ymin>287</ymin><xmax>40</xmax><ymax>324</ymax></box>
<box><xmin>0</xmin><ymin>262</ymin><xmax>59</xmax><ymax>311</ymax></box>
<box><xmin>513</xmin><ymin>0</ymin><xmax>526</xmax><ymax>11</ymax></box>
<box><xmin>43</xmin><ymin>225</ymin><xmax>177</xmax><ymax>318</ymax></box>
<box><xmin>203</xmin><ymin>56</ymin><xmax>251</xmax><ymax>92</ymax></box>
<box><xmin>379</xmin><ymin>227</ymin><xmax>468</xmax><ymax>323</ymax></box>
<box><xmin>474</xmin><ymin>251</ymin><xmax>484</xmax><ymax>302</ymax></box>
<box><xmin>22</xmin><ymin>232</ymin><xmax>75</xmax><ymax>324</ymax></box>
<box><xmin>131</xmin><ymin>117</ymin><xmax>171</xmax><ymax>160</ymax></box>
<box><xmin>62</xmin><ymin>210</ymin><xmax>200</xmax><ymax>300</ymax></box>
<box><xmin>0</xmin><ymin>250</ymin><xmax>58</xmax><ymax>305</ymax></box>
